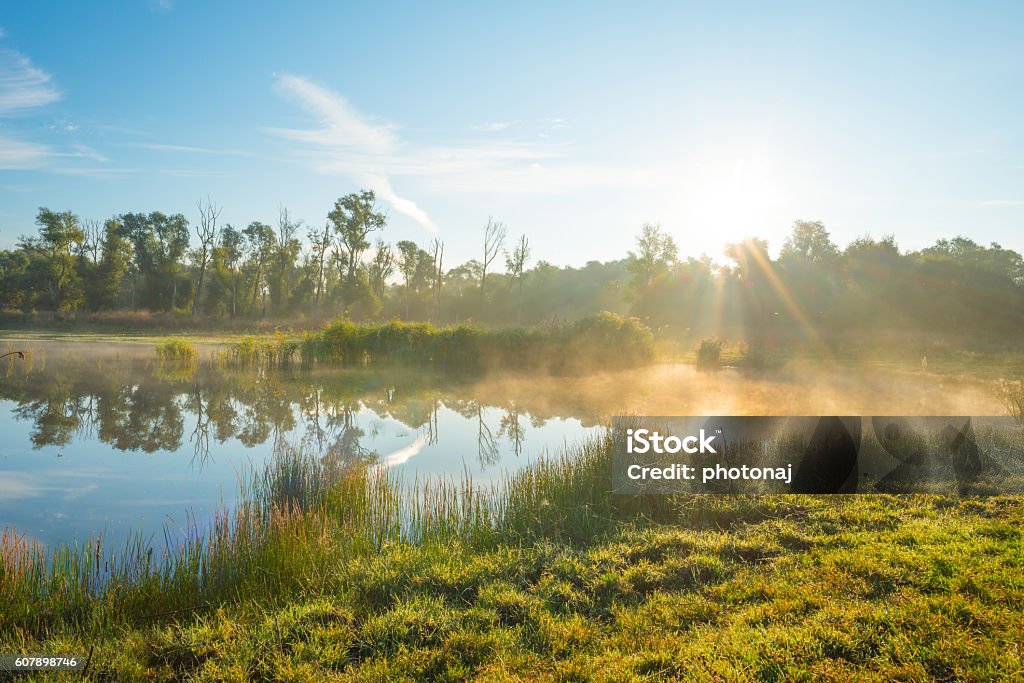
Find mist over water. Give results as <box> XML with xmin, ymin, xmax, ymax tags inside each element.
<box><xmin>0</xmin><ymin>341</ymin><xmax>1008</xmax><ymax>549</ymax></box>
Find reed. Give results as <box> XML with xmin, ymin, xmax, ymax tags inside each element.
<box><xmin>222</xmin><ymin>331</ymin><xmax>300</xmax><ymax>367</ymax></box>
<box><xmin>223</xmin><ymin>312</ymin><xmax>657</xmax><ymax>373</ymax></box>
<box><xmin>155</xmin><ymin>338</ymin><xmax>198</xmax><ymax>362</ymax></box>
<box><xmin>0</xmin><ymin>432</ymin><xmax>604</xmax><ymax>638</ymax></box>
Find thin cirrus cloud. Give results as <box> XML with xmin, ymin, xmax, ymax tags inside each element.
<box><xmin>0</xmin><ymin>47</ymin><xmax>61</xmax><ymax>170</ymax></box>
<box><xmin>471</xmin><ymin>121</ymin><xmax>512</xmax><ymax>132</ymax></box>
<box><xmin>125</xmin><ymin>142</ymin><xmax>257</xmax><ymax>158</ymax></box>
<box><xmin>0</xmin><ymin>135</ymin><xmax>51</xmax><ymax>170</ymax></box>
<box><xmin>0</xmin><ymin>45</ymin><xmax>124</xmax><ymax>177</ymax></box>
<box><xmin>266</xmin><ymin>73</ymin><xmax>665</xmax><ymax>233</ymax></box>
<box><xmin>0</xmin><ymin>48</ymin><xmax>60</xmax><ymax>114</ymax></box>
<box><xmin>979</xmin><ymin>199</ymin><xmax>1024</xmax><ymax>207</ymax></box>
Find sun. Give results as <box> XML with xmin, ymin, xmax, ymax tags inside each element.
<box><xmin>674</xmin><ymin>154</ymin><xmax>790</xmax><ymax>257</ymax></box>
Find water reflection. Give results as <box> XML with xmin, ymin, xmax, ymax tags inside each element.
<box><xmin>0</xmin><ymin>345</ymin><xmax>608</xmax><ymax>547</ymax></box>
<box><xmin>0</xmin><ymin>342</ymin><xmax>1005</xmax><ymax>548</ymax></box>
<box><xmin>2</xmin><ymin>355</ymin><xmax>592</xmax><ymax>467</ymax></box>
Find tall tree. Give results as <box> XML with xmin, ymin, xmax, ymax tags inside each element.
<box><xmin>779</xmin><ymin>220</ymin><xmax>839</xmax><ymax>265</ymax></box>
<box><xmin>21</xmin><ymin>208</ymin><xmax>85</xmax><ymax>311</ymax></box>
<box><xmin>396</xmin><ymin>240</ymin><xmax>419</xmax><ymax>318</ymax></box>
<box><xmin>308</xmin><ymin>221</ymin><xmax>333</xmax><ymax>311</ymax></box>
<box><xmin>79</xmin><ymin>219</ymin><xmax>102</xmax><ymax>265</ymax></box>
<box><xmin>430</xmin><ymin>238</ymin><xmax>444</xmax><ymax>322</ymax></box>
<box><xmin>480</xmin><ymin>217</ymin><xmax>507</xmax><ymax>312</ymax></box>
<box><xmin>504</xmin><ymin>234</ymin><xmax>531</xmax><ymax>326</ymax></box>
<box><xmin>218</xmin><ymin>225</ymin><xmax>243</xmax><ymax>317</ymax></box>
<box><xmin>192</xmin><ymin>196</ymin><xmax>221</xmax><ymax>315</ymax></box>
<box><xmin>328</xmin><ymin>190</ymin><xmax>387</xmax><ymax>312</ymax></box>
<box><xmin>154</xmin><ymin>213</ymin><xmax>191</xmax><ymax>310</ymax></box>
<box><xmin>242</xmin><ymin>222</ymin><xmax>276</xmax><ymax>316</ymax></box>
<box><xmin>118</xmin><ymin>212</ymin><xmax>151</xmax><ymax>309</ymax></box>
<box><xmin>627</xmin><ymin>223</ymin><xmax>678</xmax><ymax>291</ymax></box>
<box><xmin>90</xmin><ymin>218</ymin><xmax>131</xmax><ymax>310</ymax></box>
<box><xmin>270</xmin><ymin>206</ymin><xmax>302</xmax><ymax>314</ymax></box>
<box><xmin>121</xmin><ymin>212</ymin><xmax>189</xmax><ymax>311</ymax></box>
<box><xmin>368</xmin><ymin>239</ymin><xmax>395</xmax><ymax>300</ymax></box>
<box><xmin>0</xmin><ymin>249</ymin><xmax>31</xmax><ymax>310</ymax></box>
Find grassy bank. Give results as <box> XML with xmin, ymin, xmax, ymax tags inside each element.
<box><xmin>1</xmin><ymin>433</ymin><xmax>1022</xmax><ymax>680</ymax></box>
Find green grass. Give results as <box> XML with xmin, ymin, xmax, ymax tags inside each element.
<box><xmin>155</xmin><ymin>338</ymin><xmax>199</xmax><ymax>362</ymax></box>
<box><xmin>223</xmin><ymin>312</ymin><xmax>658</xmax><ymax>373</ymax></box>
<box><xmin>1</xmin><ymin>432</ymin><xmax>1022</xmax><ymax>680</ymax></box>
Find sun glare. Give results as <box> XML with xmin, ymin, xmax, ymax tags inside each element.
<box><xmin>676</xmin><ymin>154</ymin><xmax>789</xmax><ymax>257</ymax></box>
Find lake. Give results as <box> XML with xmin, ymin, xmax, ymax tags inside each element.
<box><xmin>0</xmin><ymin>341</ymin><xmax>1004</xmax><ymax>550</ymax></box>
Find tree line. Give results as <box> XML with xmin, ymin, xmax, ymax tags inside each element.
<box><xmin>1</xmin><ymin>190</ymin><xmax>1022</xmax><ymax>336</ymax></box>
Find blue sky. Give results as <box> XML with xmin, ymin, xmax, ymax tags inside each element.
<box><xmin>1</xmin><ymin>1</ymin><xmax>1022</xmax><ymax>265</ymax></box>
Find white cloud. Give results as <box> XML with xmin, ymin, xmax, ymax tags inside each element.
<box><xmin>0</xmin><ymin>135</ymin><xmax>50</xmax><ymax>169</ymax></box>
<box><xmin>0</xmin><ymin>26</ymin><xmax>6</xmax><ymax>39</ymax></box>
<box><xmin>48</xmin><ymin>166</ymin><xmax>136</xmax><ymax>179</ymax></box>
<box><xmin>979</xmin><ymin>199</ymin><xmax>1024</xmax><ymax>207</ymax></box>
<box><xmin>0</xmin><ymin>47</ymin><xmax>89</xmax><ymax>174</ymax></box>
<box><xmin>161</xmin><ymin>169</ymin><xmax>229</xmax><ymax>178</ymax></box>
<box><xmin>0</xmin><ymin>49</ymin><xmax>60</xmax><ymax>114</ymax></box>
<box><xmin>268</xmin><ymin>74</ymin><xmax>661</xmax><ymax>232</ymax></box>
<box><xmin>360</xmin><ymin>173</ymin><xmax>438</xmax><ymax>233</ymax></box>
<box><xmin>544</xmin><ymin>117</ymin><xmax>570</xmax><ymax>129</ymax></box>
<box><xmin>372</xmin><ymin>433</ymin><xmax>428</xmax><ymax>471</ymax></box>
<box><xmin>127</xmin><ymin>141</ymin><xmax>254</xmax><ymax>157</ymax></box>
<box><xmin>68</xmin><ymin>144</ymin><xmax>107</xmax><ymax>162</ymax></box>
<box><xmin>472</xmin><ymin>121</ymin><xmax>512</xmax><ymax>132</ymax></box>
<box><xmin>0</xmin><ymin>474</ymin><xmax>40</xmax><ymax>499</ymax></box>
<box><xmin>270</xmin><ymin>74</ymin><xmax>400</xmax><ymax>154</ymax></box>
<box><xmin>0</xmin><ymin>48</ymin><xmax>138</xmax><ymax>178</ymax></box>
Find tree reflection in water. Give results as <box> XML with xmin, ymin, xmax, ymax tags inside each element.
<box><xmin>1</xmin><ymin>350</ymin><xmax>603</xmax><ymax>468</ymax></box>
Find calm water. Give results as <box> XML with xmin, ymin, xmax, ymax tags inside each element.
<box><xmin>0</xmin><ymin>341</ymin><xmax>1004</xmax><ymax>549</ymax></box>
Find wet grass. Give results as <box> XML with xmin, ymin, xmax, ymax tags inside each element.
<box><xmin>1</xmin><ymin>433</ymin><xmax>1022</xmax><ymax>680</ymax></box>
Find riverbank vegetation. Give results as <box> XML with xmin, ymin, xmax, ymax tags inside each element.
<box><xmin>2</xmin><ymin>195</ymin><xmax>1022</xmax><ymax>350</ymax></box>
<box><xmin>1</xmin><ymin>434</ymin><xmax>1021</xmax><ymax>680</ymax></box>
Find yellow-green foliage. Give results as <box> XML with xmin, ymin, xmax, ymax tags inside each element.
<box><xmin>224</xmin><ymin>331</ymin><xmax>300</xmax><ymax>367</ymax></box>
<box><xmin>155</xmin><ymin>338</ymin><xmax>197</xmax><ymax>362</ymax></box>
<box><xmin>2</xmin><ymin>436</ymin><xmax>1022</xmax><ymax>680</ymax></box>
<box><xmin>295</xmin><ymin>312</ymin><xmax>656</xmax><ymax>373</ymax></box>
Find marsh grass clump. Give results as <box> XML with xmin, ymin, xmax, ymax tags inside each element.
<box><xmin>696</xmin><ymin>337</ymin><xmax>722</xmax><ymax>371</ymax></box>
<box><xmin>224</xmin><ymin>331</ymin><xmax>300</xmax><ymax>367</ymax></box>
<box><xmin>244</xmin><ymin>312</ymin><xmax>656</xmax><ymax>373</ymax></box>
<box><xmin>155</xmin><ymin>339</ymin><xmax>197</xmax><ymax>362</ymax></box>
